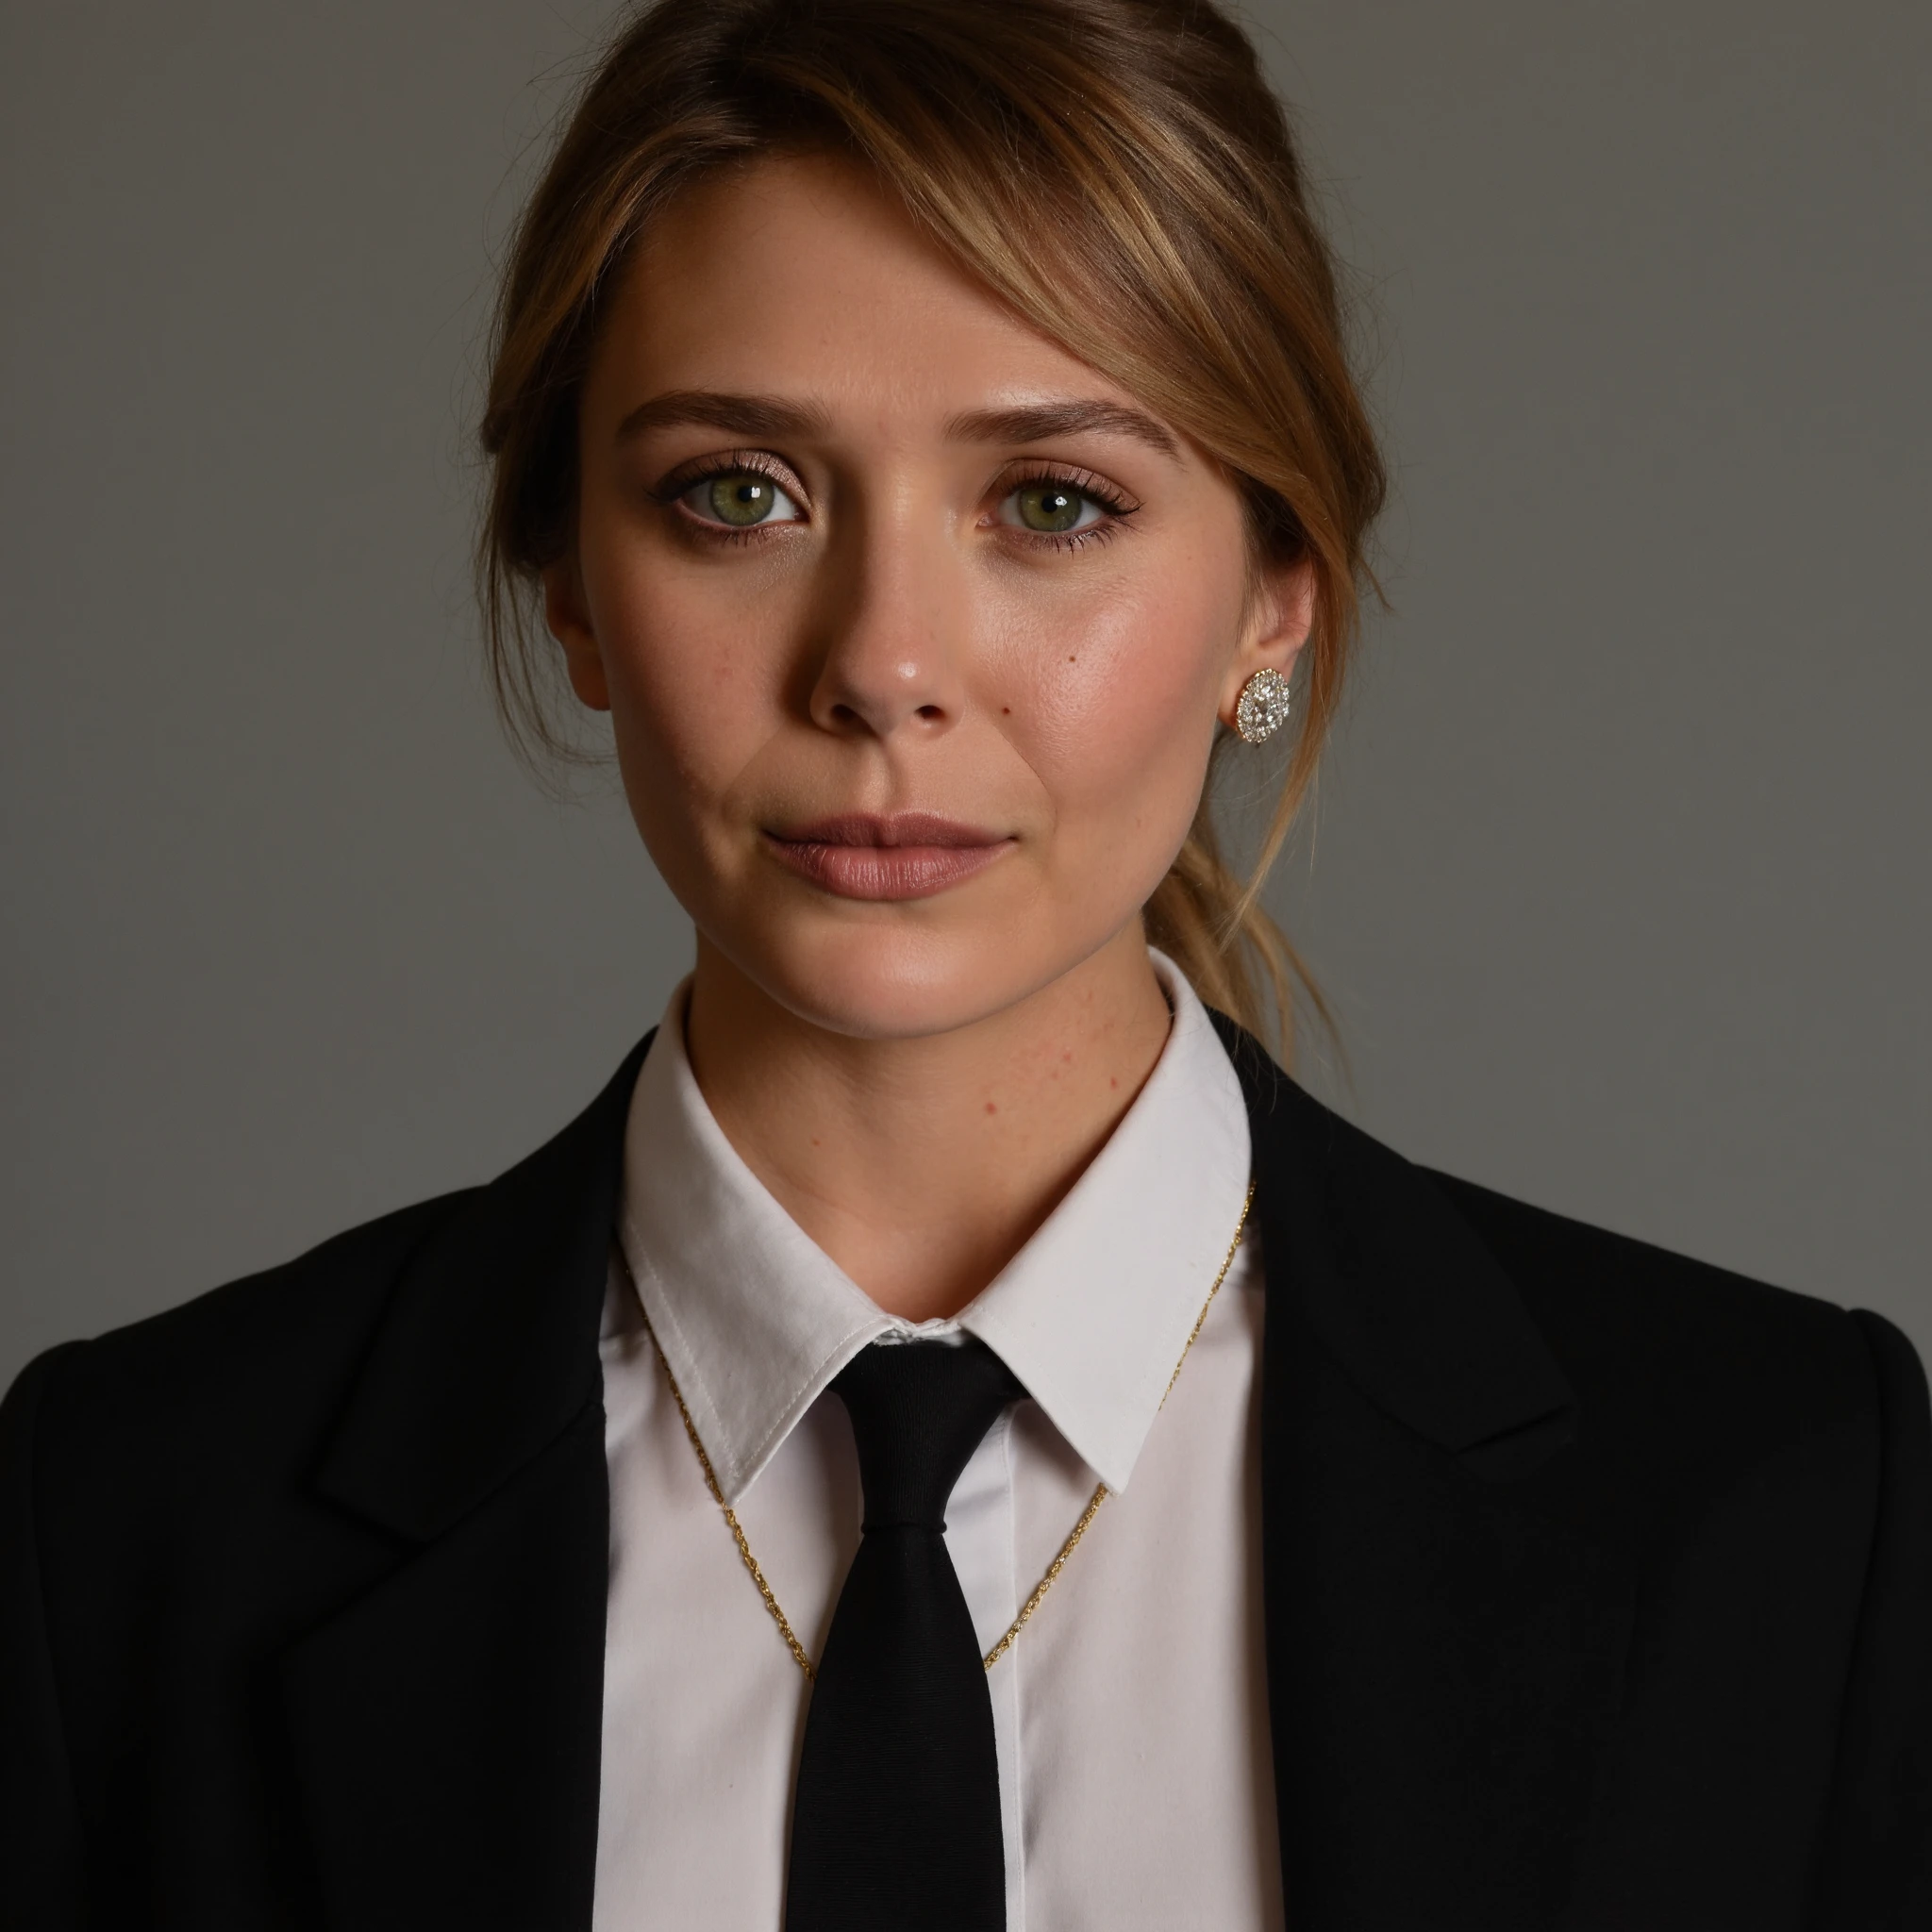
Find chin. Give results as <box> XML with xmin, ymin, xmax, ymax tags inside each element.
<box><xmin>734</xmin><ymin>916</ymin><xmax>1077</xmax><ymax>1042</ymax></box>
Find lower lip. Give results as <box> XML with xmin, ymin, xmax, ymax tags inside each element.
<box><xmin>763</xmin><ymin>835</ymin><xmax>1014</xmax><ymax>901</ymax></box>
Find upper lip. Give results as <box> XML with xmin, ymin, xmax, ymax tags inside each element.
<box><xmin>767</xmin><ymin>812</ymin><xmax>1008</xmax><ymax>849</ymax></box>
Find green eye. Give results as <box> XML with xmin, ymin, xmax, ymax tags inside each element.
<box><xmin>1013</xmin><ymin>482</ymin><xmax>1087</xmax><ymax>533</ymax></box>
<box><xmin>672</xmin><ymin>465</ymin><xmax>804</xmax><ymax>531</ymax></box>
<box><xmin>707</xmin><ymin>473</ymin><xmax>781</xmax><ymax>525</ymax></box>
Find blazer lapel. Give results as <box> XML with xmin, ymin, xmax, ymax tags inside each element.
<box><xmin>1214</xmin><ymin>1017</ymin><xmax>1632</xmax><ymax>1929</ymax></box>
<box><xmin>277</xmin><ymin>1037</ymin><xmax>651</xmax><ymax>1931</ymax></box>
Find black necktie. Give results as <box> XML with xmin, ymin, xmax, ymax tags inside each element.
<box><xmin>784</xmin><ymin>1337</ymin><xmax>1025</xmax><ymax>1932</ymax></box>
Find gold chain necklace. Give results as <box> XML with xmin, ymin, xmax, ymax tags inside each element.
<box><xmin>642</xmin><ymin>1183</ymin><xmax>1254</xmax><ymax>1681</ymax></box>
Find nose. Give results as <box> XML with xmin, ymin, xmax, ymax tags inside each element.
<box><xmin>804</xmin><ymin>507</ymin><xmax>965</xmax><ymax>741</ymax></box>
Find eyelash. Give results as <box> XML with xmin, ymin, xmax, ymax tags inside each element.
<box><xmin>652</xmin><ymin>451</ymin><xmax>804</xmax><ymax>548</ymax></box>
<box><xmin>997</xmin><ymin>465</ymin><xmax>1138</xmax><ymax>552</ymax></box>
<box><xmin>650</xmin><ymin>454</ymin><xmax>1140</xmax><ymax>552</ymax></box>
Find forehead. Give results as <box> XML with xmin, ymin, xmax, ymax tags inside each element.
<box><xmin>589</xmin><ymin>153</ymin><xmax>1147</xmax><ymax>431</ymax></box>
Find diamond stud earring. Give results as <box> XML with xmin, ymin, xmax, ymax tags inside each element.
<box><xmin>1234</xmin><ymin>667</ymin><xmax>1292</xmax><ymax>744</ymax></box>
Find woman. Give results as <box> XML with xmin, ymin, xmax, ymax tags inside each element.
<box><xmin>3</xmin><ymin>0</ymin><xmax>1925</xmax><ymax>1925</ymax></box>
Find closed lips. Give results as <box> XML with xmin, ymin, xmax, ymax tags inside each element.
<box><xmin>764</xmin><ymin>815</ymin><xmax>1015</xmax><ymax>901</ymax></box>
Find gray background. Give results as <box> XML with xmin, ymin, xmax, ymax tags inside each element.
<box><xmin>3</xmin><ymin>0</ymin><xmax>1926</xmax><ymax>1393</ymax></box>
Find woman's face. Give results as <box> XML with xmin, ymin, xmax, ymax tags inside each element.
<box><xmin>547</xmin><ymin>154</ymin><xmax>1308</xmax><ymax>1040</ymax></box>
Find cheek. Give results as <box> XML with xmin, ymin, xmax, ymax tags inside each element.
<box><xmin>990</xmin><ymin>566</ymin><xmax>1237</xmax><ymax>835</ymax></box>
<box><xmin>585</xmin><ymin>544</ymin><xmax>787</xmax><ymax>821</ymax></box>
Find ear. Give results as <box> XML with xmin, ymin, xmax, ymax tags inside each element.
<box><xmin>541</xmin><ymin>556</ymin><xmax>612</xmax><ymax>712</ymax></box>
<box><xmin>1218</xmin><ymin>557</ymin><xmax>1315</xmax><ymax>731</ymax></box>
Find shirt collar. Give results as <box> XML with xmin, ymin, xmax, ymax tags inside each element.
<box><xmin>615</xmin><ymin>951</ymin><xmax>1253</xmax><ymax>1503</ymax></box>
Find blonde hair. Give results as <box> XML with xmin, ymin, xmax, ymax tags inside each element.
<box><xmin>479</xmin><ymin>0</ymin><xmax>1384</xmax><ymax>1057</ymax></box>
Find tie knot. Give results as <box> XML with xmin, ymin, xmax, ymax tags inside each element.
<box><xmin>832</xmin><ymin>1338</ymin><xmax>1024</xmax><ymax>1532</ymax></box>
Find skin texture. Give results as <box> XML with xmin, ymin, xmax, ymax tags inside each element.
<box><xmin>545</xmin><ymin>154</ymin><xmax>1310</xmax><ymax>1319</ymax></box>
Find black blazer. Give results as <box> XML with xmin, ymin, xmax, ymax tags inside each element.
<box><xmin>3</xmin><ymin>1021</ymin><xmax>1927</xmax><ymax>1929</ymax></box>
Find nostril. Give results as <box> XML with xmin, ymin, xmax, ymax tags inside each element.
<box><xmin>916</xmin><ymin>705</ymin><xmax>943</xmax><ymax>722</ymax></box>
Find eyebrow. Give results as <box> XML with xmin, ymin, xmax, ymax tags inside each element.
<box><xmin>944</xmin><ymin>400</ymin><xmax>1181</xmax><ymax>459</ymax></box>
<box><xmin>614</xmin><ymin>387</ymin><xmax>1181</xmax><ymax>460</ymax></box>
<box><xmin>614</xmin><ymin>389</ymin><xmax>835</xmax><ymax>444</ymax></box>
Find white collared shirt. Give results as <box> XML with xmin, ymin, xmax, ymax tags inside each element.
<box><xmin>593</xmin><ymin>952</ymin><xmax>1283</xmax><ymax>1930</ymax></box>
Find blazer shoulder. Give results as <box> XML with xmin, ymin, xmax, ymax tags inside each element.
<box><xmin>4</xmin><ymin>1190</ymin><xmax>476</xmax><ymax>1507</ymax></box>
<box><xmin>1426</xmin><ymin>1169</ymin><xmax>1847</xmax><ymax>1330</ymax></box>
<box><xmin>1424</xmin><ymin>1168</ymin><xmax>1903</xmax><ymax>1452</ymax></box>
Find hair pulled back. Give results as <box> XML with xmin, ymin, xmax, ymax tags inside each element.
<box><xmin>480</xmin><ymin>0</ymin><xmax>1384</xmax><ymax>1055</ymax></box>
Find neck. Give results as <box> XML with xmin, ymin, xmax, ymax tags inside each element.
<box><xmin>683</xmin><ymin>924</ymin><xmax>1173</xmax><ymax>1322</ymax></box>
